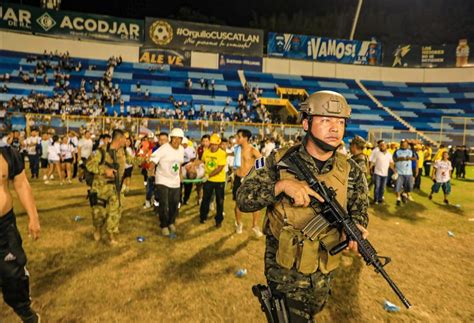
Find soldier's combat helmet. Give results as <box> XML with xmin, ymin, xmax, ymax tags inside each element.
<box><xmin>299</xmin><ymin>90</ymin><xmax>351</xmax><ymax>152</ymax></box>
<box><xmin>350</xmin><ymin>135</ymin><xmax>366</xmax><ymax>150</ymax></box>
<box><xmin>299</xmin><ymin>90</ymin><xmax>351</xmax><ymax>120</ymax></box>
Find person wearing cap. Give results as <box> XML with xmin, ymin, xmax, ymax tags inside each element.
<box><xmin>200</xmin><ymin>133</ymin><xmax>227</xmax><ymax>227</ymax></box>
<box><xmin>393</xmin><ymin>139</ymin><xmax>416</xmax><ymax>205</ymax></box>
<box><xmin>149</xmin><ymin>128</ymin><xmax>185</xmax><ymax>236</ymax></box>
<box><xmin>237</xmin><ymin>90</ymin><xmax>369</xmax><ymax>321</ymax></box>
<box><xmin>349</xmin><ymin>135</ymin><xmax>369</xmax><ymax>178</ymax></box>
<box><xmin>363</xmin><ymin>142</ymin><xmax>373</xmax><ymax>160</ymax></box>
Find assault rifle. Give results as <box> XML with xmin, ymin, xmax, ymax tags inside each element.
<box><xmin>105</xmin><ymin>149</ymin><xmax>122</xmax><ymax>206</ymax></box>
<box><xmin>283</xmin><ymin>151</ymin><xmax>411</xmax><ymax>309</ymax></box>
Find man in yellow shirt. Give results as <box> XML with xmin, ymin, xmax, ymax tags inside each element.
<box><xmin>423</xmin><ymin>144</ymin><xmax>433</xmax><ymax>176</ymax></box>
<box><xmin>200</xmin><ymin>134</ymin><xmax>227</xmax><ymax>227</ymax></box>
<box><xmin>363</xmin><ymin>142</ymin><xmax>373</xmax><ymax>159</ymax></box>
<box><xmin>433</xmin><ymin>144</ymin><xmax>446</xmax><ymax>162</ymax></box>
<box><xmin>414</xmin><ymin>144</ymin><xmax>424</xmax><ymax>189</ymax></box>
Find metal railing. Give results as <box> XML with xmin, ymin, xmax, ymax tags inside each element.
<box><xmin>23</xmin><ymin>113</ymin><xmax>304</xmax><ymax>141</ymax></box>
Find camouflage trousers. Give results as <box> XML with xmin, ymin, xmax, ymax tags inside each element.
<box><xmin>91</xmin><ymin>184</ymin><xmax>122</xmax><ymax>234</ymax></box>
<box><xmin>265</xmin><ymin>234</ymin><xmax>333</xmax><ymax>322</ymax></box>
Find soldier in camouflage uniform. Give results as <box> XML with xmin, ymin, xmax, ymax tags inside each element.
<box><xmin>237</xmin><ymin>91</ymin><xmax>369</xmax><ymax>322</ymax></box>
<box><xmin>350</xmin><ymin>135</ymin><xmax>369</xmax><ymax>178</ymax></box>
<box><xmin>86</xmin><ymin>129</ymin><xmax>126</xmax><ymax>245</ymax></box>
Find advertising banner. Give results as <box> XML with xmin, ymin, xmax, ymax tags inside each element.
<box><xmin>0</xmin><ymin>4</ymin><xmax>143</xmax><ymax>43</ymax></box>
<box><xmin>139</xmin><ymin>47</ymin><xmax>190</xmax><ymax>66</ymax></box>
<box><xmin>383</xmin><ymin>43</ymin><xmax>462</xmax><ymax>68</ymax></box>
<box><xmin>218</xmin><ymin>54</ymin><xmax>262</xmax><ymax>71</ymax></box>
<box><xmin>145</xmin><ymin>17</ymin><xmax>263</xmax><ymax>56</ymax></box>
<box><xmin>267</xmin><ymin>32</ymin><xmax>382</xmax><ymax>65</ymax></box>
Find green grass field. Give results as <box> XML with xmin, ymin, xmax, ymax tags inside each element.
<box><xmin>1</xmin><ymin>167</ymin><xmax>473</xmax><ymax>322</ymax></box>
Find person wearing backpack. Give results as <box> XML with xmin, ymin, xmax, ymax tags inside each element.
<box><xmin>86</xmin><ymin>129</ymin><xmax>126</xmax><ymax>245</ymax></box>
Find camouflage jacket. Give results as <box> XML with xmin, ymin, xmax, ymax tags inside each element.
<box><xmin>351</xmin><ymin>153</ymin><xmax>369</xmax><ymax>178</ymax></box>
<box><xmin>86</xmin><ymin>147</ymin><xmax>126</xmax><ymax>187</ymax></box>
<box><xmin>236</xmin><ymin>144</ymin><xmax>369</xmax><ymax>228</ymax></box>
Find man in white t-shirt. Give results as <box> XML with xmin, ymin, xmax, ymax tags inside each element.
<box><xmin>429</xmin><ymin>151</ymin><xmax>452</xmax><ymax>204</ymax></box>
<box><xmin>78</xmin><ymin>131</ymin><xmax>94</xmax><ymax>182</ymax></box>
<box><xmin>25</xmin><ymin>128</ymin><xmax>41</xmax><ymax>179</ymax></box>
<box><xmin>261</xmin><ymin>138</ymin><xmax>275</xmax><ymax>157</ymax></box>
<box><xmin>369</xmin><ymin>140</ymin><xmax>395</xmax><ymax>204</ymax></box>
<box><xmin>182</xmin><ymin>137</ymin><xmax>196</xmax><ymax>163</ymax></box>
<box><xmin>149</xmin><ymin>128</ymin><xmax>185</xmax><ymax>236</ymax></box>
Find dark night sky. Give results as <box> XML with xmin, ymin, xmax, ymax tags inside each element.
<box><xmin>6</xmin><ymin>0</ymin><xmax>474</xmax><ymax>45</ymax></box>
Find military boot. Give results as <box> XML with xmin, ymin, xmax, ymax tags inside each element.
<box><xmin>93</xmin><ymin>227</ymin><xmax>102</xmax><ymax>241</ymax></box>
<box><xmin>108</xmin><ymin>233</ymin><xmax>118</xmax><ymax>245</ymax></box>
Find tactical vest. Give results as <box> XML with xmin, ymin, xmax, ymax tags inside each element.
<box><xmin>266</xmin><ymin>148</ymin><xmax>351</xmax><ymax>275</ymax></box>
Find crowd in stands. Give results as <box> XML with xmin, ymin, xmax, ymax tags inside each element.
<box><xmin>1</xmin><ymin>50</ymin><xmax>279</xmax><ymax>125</ymax></box>
<box><xmin>2</xmin><ymin>51</ymin><xmax>123</xmax><ymax>117</ymax></box>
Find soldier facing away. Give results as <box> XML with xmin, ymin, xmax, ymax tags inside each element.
<box><xmin>237</xmin><ymin>90</ymin><xmax>369</xmax><ymax>322</ymax></box>
<box><xmin>86</xmin><ymin>129</ymin><xmax>126</xmax><ymax>245</ymax></box>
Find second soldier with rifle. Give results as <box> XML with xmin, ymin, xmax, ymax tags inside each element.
<box><xmin>86</xmin><ymin>129</ymin><xmax>126</xmax><ymax>245</ymax></box>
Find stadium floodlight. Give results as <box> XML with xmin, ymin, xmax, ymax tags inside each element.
<box><xmin>349</xmin><ymin>0</ymin><xmax>363</xmax><ymax>40</ymax></box>
<box><xmin>40</xmin><ymin>0</ymin><xmax>62</xmax><ymax>11</ymax></box>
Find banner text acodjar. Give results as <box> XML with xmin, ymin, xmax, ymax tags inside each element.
<box><xmin>59</xmin><ymin>16</ymin><xmax>140</xmax><ymax>39</ymax></box>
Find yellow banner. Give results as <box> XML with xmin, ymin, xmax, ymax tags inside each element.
<box><xmin>259</xmin><ymin>98</ymin><xmax>298</xmax><ymax>116</ymax></box>
<box><xmin>259</xmin><ymin>98</ymin><xmax>288</xmax><ymax>106</ymax></box>
<box><xmin>276</xmin><ymin>87</ymin><xmax>308</xmax><ymax>97</ymax></box>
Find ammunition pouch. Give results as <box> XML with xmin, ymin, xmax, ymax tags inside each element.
<box><xmin>276</xmin><ymin>226</ymin><xmax>342</xmax><ymax>275</ymax></box>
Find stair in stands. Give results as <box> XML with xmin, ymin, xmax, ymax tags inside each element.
<box><xmin>237</xmin><ymin>69</ymin><xmax>247</xmax><ymax>89</ymax></box>
<box><xmin>356</xmin><ymin>79</ymin><xmax>438</xmax><ymax>146</ymax></box>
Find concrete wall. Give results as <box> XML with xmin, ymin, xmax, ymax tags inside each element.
<box><xmin>262</xmin><ymin>57</ymin><xmax>474</xmax><ymax>83</ymax></box>
<box><xmin>1</xmin><ymin>30</ymin><xmax>473</xmax><ymax>83</ymax></box>
<box><xmin>0</xmin><ymin>30</ymin><xmax>139</xmax><ymax>62</ymax></box>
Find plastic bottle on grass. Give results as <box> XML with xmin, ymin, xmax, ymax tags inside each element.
<box><xmin>235</xmin><ymin>268</ymin><xmax>247</xmax><ymax>278</ymax></box>
<box><xmin>383</xmin><ymin>300</ymin><xmax>400</xmax><ymax>312</ymax></box>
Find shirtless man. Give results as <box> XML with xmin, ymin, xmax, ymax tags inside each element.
<box><xmin>233</xmin><ymin>129</ymin><xmax>263</xmax><ymax>237</ymax></box>
<box><xmin>0</xmin><ymin>140</ymin><xmax>41</xmax><ymax>322</ymax></box>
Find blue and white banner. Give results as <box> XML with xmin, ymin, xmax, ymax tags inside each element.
<box><xmin>267</xmin><ymin>32</ymin><xmax>382</xmax><ymax>65</ymax></box>
<box><xmin>218</xmin><ymin>54</ymin><xmax>262</xmax><ymax>71</ymax></box>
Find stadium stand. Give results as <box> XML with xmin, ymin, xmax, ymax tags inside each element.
<box><xmin>362</xmin><ymin>80</ymin><xmax>474</xmax><ymax>144</ymax></box>
<box><xmin>243</xmin><ymin>71</ymin><xmax>410</xmax><ymax>139</ymax></box>
<box><xmin>1</xmin><ymin>49</ymin><xmax>473</xmax><ymax>145</ymax></box>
